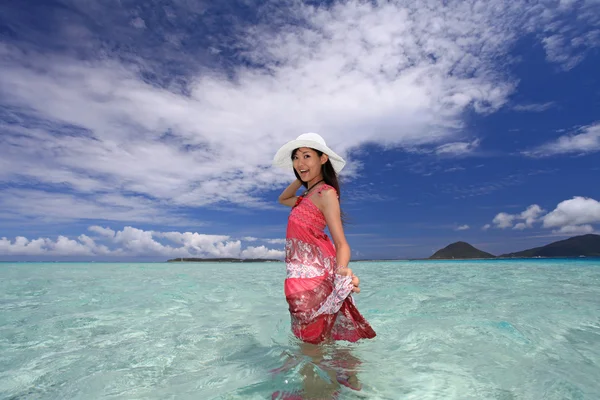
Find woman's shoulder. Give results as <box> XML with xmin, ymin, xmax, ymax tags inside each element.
<box><xmin>316</xmin><ymin>182</ymin><xmax>335</xmax><ymax>192</ymax></box>
<box><xmin>314</xmin><ymin>183</ymin><xmax>338</xmax><ymax>199</ymax></box>
<box><xmin>309</xmin><ymin>183</ymin><xmax>340</xmax><ymax>213</ymax></box>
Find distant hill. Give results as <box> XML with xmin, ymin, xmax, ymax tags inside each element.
<box><xmin>429</xmin><ymin>241</ymin><xmax>495</xmax><ymax>259</ymax></box>
<box><xmin>499</xmin><ymin>234</ymin><xmax>600</xmax><ymax>258</ymax></box>
<box><xmin>166</xmin><ymin>257</ymin><xmax>281</xmax><ymax>263</ymax></box>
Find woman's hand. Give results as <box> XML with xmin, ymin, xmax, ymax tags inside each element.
<box><xmin>351</xmin><ymin>274</ymin><xmax>360</xmax><ymax>293</ymax></box>
<box><xmin>338</xmin><ymin>266</ymin><xmax>360</xmax><ymax>294</ymax></box>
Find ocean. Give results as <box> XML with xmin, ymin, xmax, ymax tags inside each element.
<box><xmin>0</xmin><ymin>259</ymin><xmax>599</xmax><ymax>399</ymax></box>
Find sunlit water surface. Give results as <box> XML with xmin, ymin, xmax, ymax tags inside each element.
<box><xmin>1</xmin><ymin>260</ymin><xmax>599</xmax><ymax>399</ymax></box>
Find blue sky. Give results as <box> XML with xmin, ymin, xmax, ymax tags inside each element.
<box><xmin>1</xmin><ymin>0</ymin><xmax>599</xmax><ymax>261</ymax></box>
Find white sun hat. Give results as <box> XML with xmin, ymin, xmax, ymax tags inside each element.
<box><xmin>272</xmin><ymin>132</ymin><xmax>346</xmax><ymax>173</ymax></box>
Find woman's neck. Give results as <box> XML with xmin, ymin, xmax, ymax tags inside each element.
<box><xmin>307</xmin><ymin>176</ymin><xmax>324</xmax><ymax>189</ymax></box>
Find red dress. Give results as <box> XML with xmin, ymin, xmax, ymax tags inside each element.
<box><xmin>284</xmin><ymin>184</ymin><xmax>376</xmax><ymax>344</ymax></box>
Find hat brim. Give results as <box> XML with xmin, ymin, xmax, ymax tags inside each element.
<box><xmin>273</xmin><ymin>139</ymin><xmax>346</xmax><ymax>174</ymax></box>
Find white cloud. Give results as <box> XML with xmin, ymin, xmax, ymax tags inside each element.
<box><xmin>436</xmin><ymin>139</ymin><xmax>480</xmax><ymax>156</ymax></box>
<box><xmin>0</xmin><ymin>0</ymin><xmax>598</xmax><ymax>224</ymax></box>
<box><xmin>455</xmin><ymin>225</ymin><xmax>470</xmax><ymax>231</ymax></box>
<box><xmin>542</xmin><ymin>34</ymin><xmax>584</xmax><ymax>71</ymax></box>
<box><xmin>554</xmin><ymin>224</ymin><xmax>595</xmax><ymax>235</ymax></box>
<box><xmin>112</xmin><ymin>227</ymin><xmax>176</xmax><ymax>255</ymax></box>
<box><xmin>241</xmin><ymin>236</ymin><xmax>285</xmax><ymax>245</ymax></box>
<box><xmin>487</xmin><ymin>197</ymin><xmax>600</xmax><ymax>234</ymax></box>
<box><xmin>0</xmin><ymin>189</ymin><xmax>194</xmax><ymax>224</ymax></box>
<box><xmin>155</xmin><ymin>230</ymin><xmax>241</xmax><ymax>258</ymax></box>
<box><xmin>539</xmin><ymin>0</ymin><xmax>600</xmax><ymax>70</ymax></box>
<box><xmin>520</xmin><ymin>204</ymin><xmax>545</xmax><ymax>227</ymax></box>
<box><xmin>89</xmin><ymin>226</ymin><xmax>116</xmax><ymax>238</ymax></box>
<box><xmin>77</xmin><ymin>234</ymin><xmax>111</xmax><ymax>255</ymax></box>
<box><xmin>0</xmin><ymin>236</ymin><xmax>44</xmax><ymax>255</ymax></box>
<box><xmin>1</xmin><ymin>0</ymin><xmax>598</xmax><ymax>221</ymax></box>
<box><xmin>0</xmin><ymin>235</ymin><xmax>99</xmax><ymax>256</ymax></box>
<box><xmin>542</xmin><ymin>196</ymin><xmax>600</xmax><ymax>229</ymax></box>
<box><xmin>524</xmin><ymin>122</ymin><xmax>600</xmax><ymax>157</ymax></box>
<box><xmin>0</xmin><ymin>226</ymin><xmax>283</xmax><ymax>258</ymax></box>
<box><xmin>492</xmin><ymin>212</ymin><xmax>516</xmax><ymax>229</ymax></box>
<box><xmin>491</xmin><ymin>204</ymin><xmax>545</xmax><ymax>229</ymax></box>
<box><xmin>513</xmin><ymin>102</ymin><xmax>555</xmax><ymax>112</ymax></box>
<box><xmin>265</xmin><ymin>238</ymin><xmax>286</xmax><ymax>245</ymax></box>
<box><xmin>482</xmin><ymin>224</ymin><xmax>491</xmax><ymax>231</ymax></box>
<box><xmin>240</xmin><ymin>245</ymin><xmax>285</xmax><ymax>259</ymax></box>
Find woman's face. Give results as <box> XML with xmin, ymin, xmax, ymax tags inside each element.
<box><xmin>292</xmin><ymin>147</ymin><xmax>327</xmax><ymax>183</ymax></box>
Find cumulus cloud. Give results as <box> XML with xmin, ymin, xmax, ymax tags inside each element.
<box><xmin>542</xmin><ymin>196</ymin><xmax>600</xmax><ymax>233</ymax></box>
<box><xmin>0</xmin><ymin>235</ymin><xmax>109</xmax><ymax>256</ymax></box>
<box><xmin>520</xmin><ymin>204</ymin><xmax>545</xmax><ymax>227</ymax></box>
<box><xmin>487</xmin><ymin>197</ymin><xmax>600</xmax><ymax>234</ymax></box>
<box><xmin>89</xmin><ymin>226</ymin><xmax>116</xmax><ymax>238</ymax></box>
<box><xmin>154</xmin><ymin>230</ymin><xmax>242</xmax><ymax>258</ymax></box>
<box><xmin>524</xmin><ymin>122</ymin><xmax>600</xmax><ymax>157</ymax></box>
<box><xmin>0</xmin><ymin>226</ymin><xmax>284</xmax><ymax>259</ymax></box>
<box><xmin>0</xmin><ymin>0</ymin><xmax>598</xmax><ymax>222</ymax></box>
<box><xmin>491</xmin><ymin>204</ymin><xmax>545</xmax><ymax>229</ymax></box>
<box><xmin>241</xmin><ymin>245</ymin><xmax>285</xmax><ymax>259</ymax></box>
<box><xmin>492</xmin><ymin>212</ymin><xmax>516</xmax><ymax>229</ymax></box>
<box><xmin>455</xmin><ymin>225</ymin><xmax>470</xmax><ymax>231</ymax></box>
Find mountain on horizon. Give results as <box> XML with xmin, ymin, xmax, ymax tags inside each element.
<box><xmin>429</xmin><ymin>241</ymin><xmax>495</xmax><ymax>259</ymax></box>
<box><xmin>499</xmin><ymin>234</ymin><xmax>600</xmax><ymax>258</ymax></box>
<box><xmin>428</xmin><ymin>234</ymin><xmax>600</xmax><ymax>260</ymax></box>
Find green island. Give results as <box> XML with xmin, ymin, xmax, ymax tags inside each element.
<box><xmin>429</xmin><ymin>233</ymin><xmax>600</xmax><ymax>260</ymax></box>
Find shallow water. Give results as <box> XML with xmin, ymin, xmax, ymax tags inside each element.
<box><xmin>0</xmin><ymin>259</ymin><xmax>599</xmax><ymax>399</ymax></box>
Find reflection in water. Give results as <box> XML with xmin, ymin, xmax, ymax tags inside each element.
<box><xmin>270</xmin><ymin>337</ymin><xmax>364</xmax><ymax>399</ymax></box>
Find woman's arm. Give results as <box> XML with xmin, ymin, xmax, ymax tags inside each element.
<box><xmin>319</xmin><ymin>189</ymin><xmax>350</xmax><ymax>268</ymax></box>
<box><xmin>320</xmin><ymin>189</ymin><xmax>360</xmax><ymax>292</ymax></box>
<box><xmin>278</xmin><ymin>179</ymin><xmax>304</xmax><ymax>207</ymax></box>
<box><xmin>318</xmin><ymin>189</ymin><xmax>360</xmax><ymax>293</ymax></box>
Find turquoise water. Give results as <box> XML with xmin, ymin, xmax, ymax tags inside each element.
<box><xmin>0</xmin><ymin>259</ymin><xmax>599</xmax><ymax>399</ymax></box>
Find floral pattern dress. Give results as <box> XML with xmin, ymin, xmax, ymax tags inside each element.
<box><xmin>284</xmin><ymin>183</ymin><xmax>376</xmax><ymax>344</ymax></box>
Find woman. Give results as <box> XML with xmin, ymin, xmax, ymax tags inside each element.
<box><xmin>273</xmin><ymin>132</ymin><xmax>376</xmax><ymax>345</ymax></box>
<box><xmin>274</xmin><ymin>134</ymin><xmax>376</xmax><ymax>393</ymax></box>
<box><xmin>273</xmin><ymin>133</ymin><xmax>375</xmax><ymax>398</ymax></box>
<box><xmin>272</xmin><ymin>133</ymin><xmax>375</xmax><ymax>398</ymax></box>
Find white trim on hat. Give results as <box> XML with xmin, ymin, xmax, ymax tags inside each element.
<box><xmin>272</xmin><ymin>133</ymin><xmax>346</xmax><ymax>173</ymax></box>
